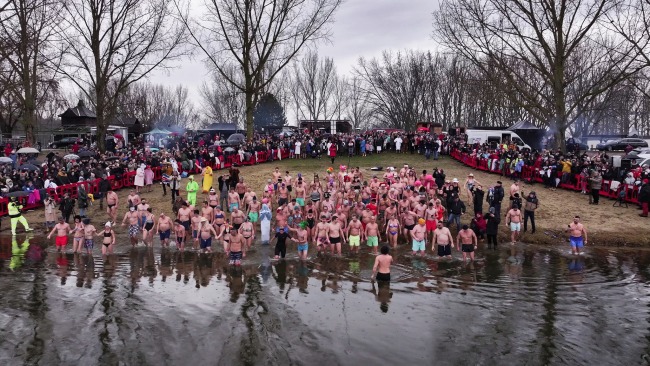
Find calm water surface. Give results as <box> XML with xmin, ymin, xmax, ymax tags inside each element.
<box><xmin>1</xmin><ymin>234</ymin><xmax>650</xmax><ymax>366</ymax></box>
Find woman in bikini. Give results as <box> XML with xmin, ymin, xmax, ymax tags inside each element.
<box><xmin>385</xmin><ymin>214</ymin><xmax>400</xmax><ymax>248</ymax></box>
<box><xmin>464</xmin><ymin>173</ymin><xmax>481</xmax><ymax>201</ymax></box>
<box><xmin>99</xmin><ymin>222</ymin><xmax>115</xmax><ymax>255</ymax></box>
<box><xmin>72</xmin><ymin>215</ymin><xmax>85</xmax><ymax>253</ymax></box>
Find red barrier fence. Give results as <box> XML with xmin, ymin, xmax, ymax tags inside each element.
<box><xmin>0</xmin><ymin>148</ymin><xmax>292</xmax><ymax>217</ymax></box>
<box><xmin>450</xmin><ymin>149</ymin><xmax>641</xmax><ymax>205</ymax></box>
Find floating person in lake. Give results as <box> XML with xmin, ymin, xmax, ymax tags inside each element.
<box><xmin>372</xmin><ymin>245</ymin><xmax>393</xmax><ymax>282</ymax></box>
<box><xmin>457</xmin><ymin>224</ymin><xmax>478</xmax><ymax>262</ymax></box>
<box><xmin>47</xmin><ymin>216</ymin><xmax>71</xmax><ymax>252</ymax></box>
<box><xmin>566</xmin><ymin>215</ymin><xmax>588</xmax><ymax>255</ymax></box>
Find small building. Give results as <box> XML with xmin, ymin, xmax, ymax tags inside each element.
<box><xmin>59</xmin><ymin>100</ymin><xmax>96</xmax><ymax>127</ymax></box>
<box><xmin>58</xmin><ymin>100</ymin><xmax>140</xmax><ymax>140</ymax></box>
<box><xmin>199</xmin><ymin>122</ymin><xmax>239</xmax><ymax>138</ymax></box>
<box><xmin>300</xmin><ymin>120</ymin><xmax>352</xmax><ymax>134</ymax></box>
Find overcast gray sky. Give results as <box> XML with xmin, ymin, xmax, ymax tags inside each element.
<box><xmin>149</xmin><ymin>0</ymin><xmax>439</xmax><ymax>108</ymax></box>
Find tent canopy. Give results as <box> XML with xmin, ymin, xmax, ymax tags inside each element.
<box><xmin>507</xmin><ymin>120</ymin><xmax>541</xmax><ymax>130</ymax></box>
<box><xmin>147</xmin><ymin>127</ymin><xmax>170</xmax><ymax>135</ymax></box>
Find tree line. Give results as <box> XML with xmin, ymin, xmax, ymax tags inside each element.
<box><xmin>2</xmin><ymin>0</ymin><xmax>650</xmax><ymax>151</ymax></box>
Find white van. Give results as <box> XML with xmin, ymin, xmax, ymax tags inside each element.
<box><xmin>465</xmin><ymin>129</ymin><xmax>531</xmax><ymax>150</ymax></box>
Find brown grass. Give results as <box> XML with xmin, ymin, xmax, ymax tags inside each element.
<box><xmin>18</xmin><ymin>152</ymin><xmax>650</xmax><ymax>247</ymax></box>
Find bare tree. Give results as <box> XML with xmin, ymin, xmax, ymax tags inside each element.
<box><xmin>345</xmin><ymin>76</ymin><xmax>371</xmax><ymax>130</ymax></box>
<box><xmin>292</xmin><ymin>51</ymin><xmax>338</xmax><ymax>121</ymax></box>
<box><xmin>117</xmin><ymin>82</ymin><xmax>196</xmax><ymax>130</ymax></box>
<box><xmin>179</xmin><ymin>0</ymin><xmax>342</xmax><ymax>139</ymax></box>
<box><xmin>0</xmin><ymin>0</ymin><xmax>62</xmax><ymax>143</ymax></box>
<box><xmin>59</xmin><ymin>0</ymin><xmax>188</xmax><ymax>151</ymax></box>
<box><xmin>199</xmin><ymin>66</ymin><xmax>246</xmax><ymax>128</ymax></box>
<box><xmin>434</xmin><ymin>0</ymin><xmax>642</xmax><ymax>150</ymax></box>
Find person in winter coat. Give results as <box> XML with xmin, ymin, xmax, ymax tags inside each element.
<box><xmin>484</xmin><ymin>207</ymin><xmax>501</xmax><ymax>249</ymax></box>
<box><xmin>588</xmin><ymin>170</ymin><xmax>603</xmax><ymax>205</ymax></box>
<box><xmin>472</xmin><ymin>185</ymin><xmax>485</xmax><ymax>214</ymax></box>
<box><xmin>470</xmin><ymin>212</ymin><xmax>487</xmax><ymax>240</ymax></box>
<box><xmin>639</xmin><ymin>179</ymin><xmax>650</xmax><ymax>217</ymax></box>
<box><xmin>77</xmin><ymin>183</ymin><xmax>89</xmax><ymax>218</ymax></box>
<box><xmin>523</xmin><ymin>191</ymin><xmax>539</xmax><ymax>233</ymax></box>
<box><xmin>490</xmin><ymin>181</ymin><xmax>505</xmax><ymax>218</ymax></box>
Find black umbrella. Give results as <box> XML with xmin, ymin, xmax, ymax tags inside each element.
<box><xmin>78</xmin><ymin>151</ymin><xmax>96</xmax><ymax>158</ymax></box>
<box><xmin>18</xmin><ymin>163</ymin><xmax>39</xmax><ymax>171</ymax></box>
<box><xmin>105</xmin><ymin>156</ymin><xmax>120</xmax><ymax>161</ymax></box>
<box><xmin>4</xmin><ymin>191</ymin><xmax>31</xmax><ymax>198</ymax></box>
<box><xmin>28</xmin><ymin>159</ymin><xmax>42</xmax><ymax>165</ymax></box>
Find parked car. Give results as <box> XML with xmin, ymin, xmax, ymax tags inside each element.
<box><xmin>596</xmin><ymin>138</ymin><xmax>648</xmax><ymax>151</ymax></box>
<box><xmin>48</xmin><ymin>137</ymin><xmax>80</xmax><ymax>149</ymax></box>
<box><xmin>630</xmin><ymin>148</ymin><xmax>650</xmax><ymax>156</ymax></box>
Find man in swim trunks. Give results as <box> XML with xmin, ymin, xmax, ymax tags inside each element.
<box><xmin>190</xmin><ymin>209</ymin><xmax>202</xmax><ymax>250</ymax></box>
<box><xmin>365</xmin><ymin>215</ymin><xmax>380</xmax><ymax>255</ymax></box>
<box><xmin>174</xmin><ymin>220</ymin><xmax>186</xmax><ymax>250</ymax></box>
<box><xmin>314</xmin><ymin>215</ymin><xmax>330</xmax><ymax>253</ymax></box>
<box><xmin>295</xmin><ymin>183</ymin><xmax>306</xmax><ymax>207</ymax></box>
<box><xmin>411</xmin><ymin>218</ymin><xmax>427</xmax><ymax>256</ymax></box>
<box><xmin>401</xmin><ymin>209</ymin><xmax>418</xmax><ymax>241</ymax></box>
<box><xmin>565</xmin><ymin>215</ymin><xmax>588</xmax><ymax>255</ymax></box>
<box><xmin>231</xmin><ymin>207</ymin><xmax>245</xmax><ymax>231</ymax></box>
<box><xmin>424</xmin><ymin>202</ymin><xmax>438</xmax><ymax>242</ymax></box>
<box><xmin>226</xmin><ymin>227</ymin><xmax>246</xmax><ymax>265</ymax></box>
<box><xmin>505</xmin><ymin>203</ymin><xmax>522</xmax><ymax>244</ymax></box>
<box><xmin>289</xmin><ymin>221</ymin><xmax>309</xmax><ymax>260</ymax></box>
<box><xmin>83</xmin><ymin>218</ymin><xmax>97</xmax><ymax>254</ymax></box>
<box><xmin>277</xmin><ymin>183</ymin><xmax>290</xmax><ymax>207</ymax></box>
<box><xmin>432</xmin><ymin>220</ymin><xmax>454</xmax><ymax>259</ymax></box>
<box><xmin>201</xmin><ymin>201</ymin><xmax>214</xmax><ymax>223</ymax></box>
<box><xmin>121</xmin><ymin>206</ymin><xmax>140</xmax><ymax>246</ymax></box>
<box><xmin>177</xmin><ymin>202</ymin><xmax>192</xmax><ymax>241</ymax></box>
<box><xmin>106</xmin><ymin>190</ymin><xmax>119</xmax><ymax>224</ymax></box>
<box><xmin>248</xmin><ymin>197</ymin><xmax>260</xmax><ymax>226</ymax></box>
<box><xmin>199</xmin><ymin>217</ymin><xmax>217</xmax><ymax>253</ymax></box>
<box><xmin>328</xmin><ymin>214</ymin><xmax>346</xmax><ymax>256</ymax></box>
<box><xmin>228</xmin><ymin>186</ymin><xmax>240</xmax><ymax>212</ymax></box>
<box><xmin>137</xmin><ymin>198</ymin><xmax>150</xmax><ymax>228</ymax></box>
<box><xmin>347</xmin><ymin>214</ymin><xmax>363</xmax><ymax>254</ymax></box>
<box><xmin>156</xmin><ymin>213</ymin><xmax>173</xmax><ymax>247</ymax></box>
<box><xmin>372</xmin><ymin>245</ymin><xmax>393</xmax><ymax>282</ymax></box>
<box><xmin>457</xmin><ymin>224</ymin><xmax>478</xmax><ymax>262</ymax></box>
<box><xmin>47</xmin><ymin>216</ymin><xmax>71</xmax><ymax>252</ymax></box>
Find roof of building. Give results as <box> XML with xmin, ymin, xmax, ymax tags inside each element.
<box><xmin>201</xmin><ymin>122</ymin><xmax>238</xmax><ymax>131</ymax></box>
<box><xmin>58</xmin><ymin>100</ymin><xmax>96</xmax><ymax>119</ymax></box>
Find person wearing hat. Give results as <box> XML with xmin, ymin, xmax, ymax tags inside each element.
<box><xmin>185</xmin><ymin>175</ymin><xmax>199</xmax><ymax>206</ymax></box>
<box><xmin>411</xmin><ymin>218</ymin><xmax>427</xmax><ymax>256</ymax></box>
<box><xmin>490</xmin><ymin>181</ymin><xmax>505</xmax><ymax>218</ymax></box>
<box><xmin>200</xmin><ymin>163</ymin><xmax>213</xmax><ymax>194</ymax></box>
<box><xmin>100</xmin><ymin>222</ymin><xmax>116</xmax><ymax>255</ymax></box>
<box><xmin>523</xmin><ymin>191</ymin><xmax>539</xmax><ymax>233</ymax></box>
<box><xmin>208</xmin><ymin>187</ymin><xmax>219</xmax><ymax>208</ymax></box>
<box><xmin>464</xmin><ymin>173</ymin><xmax>481</xmax><ymax>202</ymax></box>
<box><xmin>484</xmin><ymin>207</ymin><xmax>500</xmax><ymax>249</ymax></box>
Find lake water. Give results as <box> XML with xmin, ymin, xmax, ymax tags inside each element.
<box><xmin>1</xmin><ymin>235</ymin><xmax>650</xmax><ymax>366</ymax></box>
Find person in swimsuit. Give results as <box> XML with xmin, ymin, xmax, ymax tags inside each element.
<box><xmin>314</xmin><ymin>215</ymin><xmax>330</xmax><ymax>253</ymax></box>
<box><xmin>48</xmin><ymin>216</ymin><xmax>71</xmax><ymax>253</ymax></box>
<box><xmin>385</xmin><ymin>214</ymin><xmax>400</xmax><ymax>248</ymax></box>
<box><xmin>289</xmin><ymin>221</ymin><xmax>309</xmax><ymax>260</ymax></box>
<box><xmin>457</xmin><ymin>224</ymin><xmax>478</xmax><ymax>262</ymax></box>
<box><xmin>226</xmin><ymin>227</ymin><xmax>246</xmax><ymax>265</ymax></box>
<box><xmin>240</xmin><ymin>217</ymin><xmax>255</xmax><ymax>250</ymax></box>
<box><xmin>218</xmin><ymin>220</ymin><xmax>231</xmax><ymax>254</ymax></box>
<box><xmin>432</xmin><ymin>221</ymin><xmax>454</xmax><ymax>259</ymax></box>
<box><xmin>174</xmin><ymin>220</ymin><xmax>186</xmax><ymax>251</ymax></box>
<box><xmin>82</xmin><ymin>218</ymin><xmax>97</xmax><ymax>254</ymax></box>
<box><xmin>372</xmin><ymin>245</ymin><xmax>393</xmax><ymax>282</ymax></box>
<box><xmin>106</xmin><ymin>190</ymin><xmax>119</xmax><ymax>224</ymax></box>
<box><xmin>199</xmin><ymin>217</ymin><xmax>217</xmax><ymax>253</ymax></box>
<box><xmin>71</xmin><ymin>215</ymin><xmax>85</xmax><ymax>253</ymax></box>
<box><xmin>142</xmin><ymin>208</ymin><xmax>155</xmax><ymax>247</ymax></box>
<box><xmin>98</xmin><ymin>222</ymin><xmax>115</xmax><ymax>255</ymax></box>
<box><xmin>156</xmin><ymin>213</ymin><xmax>173</xmax><ymax>248</ymax></box>
<box><xmin>121</xmin><ymin>206</ymin><xmax>140</xmax><ymax>246</ymax></box>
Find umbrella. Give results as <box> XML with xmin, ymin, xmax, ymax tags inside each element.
<box><xmin>27</xmin><ymin>159</ymin><xmax>42</xmax><ymax>165</ymax></box>
<box><xmin>224</xmin><ymin>147</ymin><xmax>235</xmax><ymax>152</ymax></box>
<box><xmin>64</xmin><ymin>154</ymin><xmax>80</xmax><ymax>160</ymax></box>
<box><xmin>16</xmin><ymin>147</ymin><xmax>39</xmax><ymax>154</ymax></box>
<box><xmin>149</xmin><ymin>147</ymin><xmax>159</xmax><ymax>152</ymax></box>
<box><xmin>4</xmin><ymin>191</ymin><xmax>31</xmax><ymax>198</ymax></box>
<box><xmin>0</xmin><ymin>157</ymin><xmax>12</xmax><ymax>163</ymax></box>
<box><xmin>105</xmin><ymin>156</ymin><xmax>120</xmax><ymax>161</ymax></box>
<box><xmin>78</xmin><ymin>151</ymin><xmax>96</xmax><ymax>158</ymax></box>
<box><xmin>18</xmin><ymin>163</ymin><xmax>39</xmax><ymax>171</ymax></box>
<box><xmin>113</xmin><ymin>133</ymin><xmax>123</xmax><ymax>139</ymax></box>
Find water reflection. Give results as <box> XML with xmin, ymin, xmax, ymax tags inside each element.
<box><xmin>2</xmin><ymin>237</ymin><xmax>650</xmax><ymax>365</ymax></box>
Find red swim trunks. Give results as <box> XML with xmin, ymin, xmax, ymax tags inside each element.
<box><xmin>55</xmin><ymin>236</ymin><xmax>68</xmax><ymax>247</ymax></box>
<box><xmin>426</xmin><ymin>220</ymin><xmax>437</xmax><ymax>231</ymax></box>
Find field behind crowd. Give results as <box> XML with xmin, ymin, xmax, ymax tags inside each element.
<box><xmin>17</xmin><ymin>152</ymin><xmax>650</xmax><ymax>247</ymax></box>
